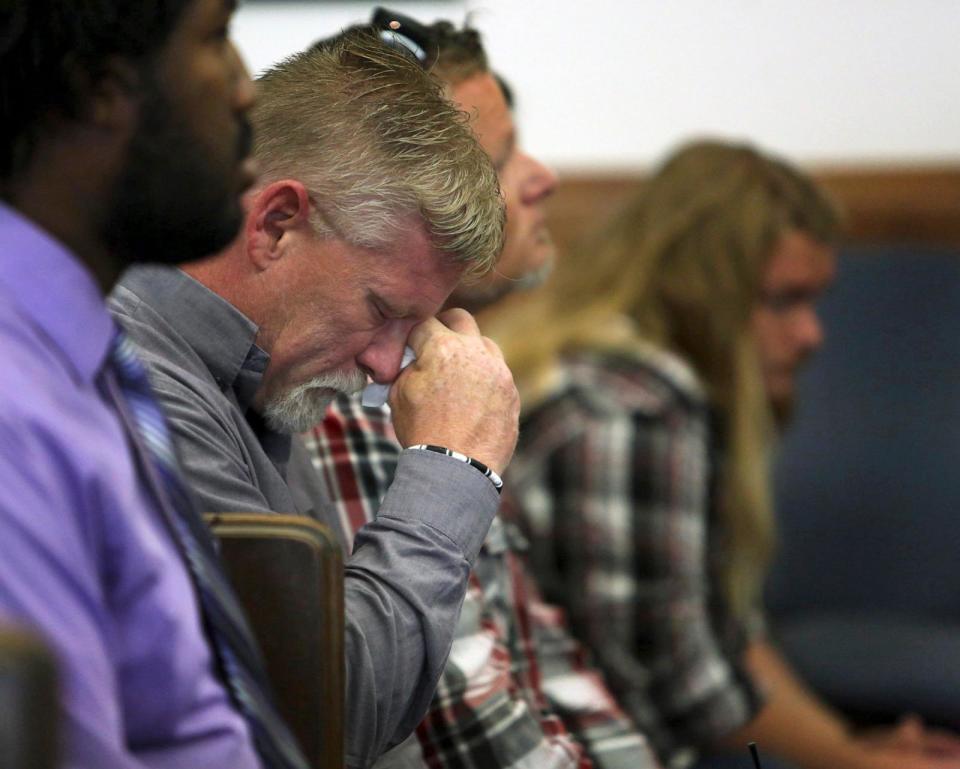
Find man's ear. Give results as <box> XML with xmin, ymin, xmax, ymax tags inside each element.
<box><xmin>245</xmin><ymin>180</ymin><xmax>312</xmax><ymax>272</ymax></box>
<box><xmin>85</xmin><ymin>57</ymin><xmax>140</xmax><ymax>130</ymax></box>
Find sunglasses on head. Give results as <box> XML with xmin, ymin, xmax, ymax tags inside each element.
<box><xmin>370</xmin><ymin>7</ymin><xmax>436</xmax><ymax>67</ymax></box>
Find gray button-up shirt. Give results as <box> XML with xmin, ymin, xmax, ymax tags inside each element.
<box><xmin>110</xmin><ymin>265</ymin><xmax>499</xmax><ymax>768</ymax></box>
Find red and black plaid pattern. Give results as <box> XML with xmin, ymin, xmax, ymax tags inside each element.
<box><xmin>303</xmin><ymin>394</ymin><xmax>660</xmax><ymax>769</ymax></box>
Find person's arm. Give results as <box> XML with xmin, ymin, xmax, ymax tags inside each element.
<box><xmin>342</xmin><ymin>447</ymin><xmax>501</xmax><ymax>766</ymax></box>
<box><xmin>323</xmin><ymin>308</ymin><xmax>519</xmax><ymax>765</ymax></box>
<box><xmin>310</xmin><ymin>397</ymin><xmax>588</xmax><ymax>769</ymax></box>
<box><xmin>719</xmin><ymin>640</ymin><xmax>960</xmax><ymax>769</ymax></box>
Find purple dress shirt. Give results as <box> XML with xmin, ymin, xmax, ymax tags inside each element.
<box><xmin>0</xmin><ymin>204</ymin><xmax>261</xmax><ymax>769</ymax></box>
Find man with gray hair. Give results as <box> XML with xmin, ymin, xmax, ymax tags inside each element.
<box><xmin>110</xmin><ymin>30</ymin><xmax>518</xmax><ymax>769</ymax></box>
<box><xmin>307</xmin><ymin>10</ymin><xmax>661</xmax><ymax>769</ymax></box>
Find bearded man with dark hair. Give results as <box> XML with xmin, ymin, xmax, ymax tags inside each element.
<box><xmin>0</xmin><ymin>1</ymin><xmax>309</xmax><ymax>768</ymax></box>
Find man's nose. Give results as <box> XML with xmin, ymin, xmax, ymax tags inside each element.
<box><xmin>521</xmin><ymin>152</ymin><xmax>559</xmax><ymax>204</ymax></box>
<box><xmin>230</xmin><ymin>42</ymin><xmax>256</xmax><ymax>112</ymax></box>
<box><xmin>356</xmin><ymin>323</ymin><xmax>414</xmax><ymax>384</ymax></box>
<box><xmin>796</xmin><ymin>307</ymin><xmax>825</xmax><ymax>353</ymax></box>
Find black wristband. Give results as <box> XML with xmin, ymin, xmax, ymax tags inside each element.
<box><xmin>406</xmin><ymin>444</ymin><xmax>504</xmax><ymax>494</ymax></box>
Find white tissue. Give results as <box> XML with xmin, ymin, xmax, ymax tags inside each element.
<box><xmin>361</xmin><ymin>345</ymin><xmax>417</xmax><ymax>408</ymax></box>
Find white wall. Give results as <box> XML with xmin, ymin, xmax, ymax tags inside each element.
<box><xmin>233</xmin><ymin>0</ymin><xmax>960</xmax><ymax>172</ymax></box>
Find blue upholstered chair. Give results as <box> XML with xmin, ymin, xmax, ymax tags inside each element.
<box><xmin>767</xmin><ymin>245</ymin><xmax>960</xmax><ymax>728</ymax></box>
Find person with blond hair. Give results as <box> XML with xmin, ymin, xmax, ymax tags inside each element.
<box><xmin>110</xmin><ymin>28</ymin><xmax>519</xmax><ymax>768</ymax></box>
<box><xmin>498</xmin><ymin>139</ymin><xmax>960</xmax><ymax>769</ymax></box>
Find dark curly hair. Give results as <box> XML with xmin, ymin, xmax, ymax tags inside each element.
<box><xmin>0</xmin><ymin>0</ymin><xmax>193</xmax><ymax>185</ymax></box>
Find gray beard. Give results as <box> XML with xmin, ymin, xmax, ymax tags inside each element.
<box><xmin>263</xmin><ymin>369</ymin><xmax>368</xmax><ymax>433</ymax></box>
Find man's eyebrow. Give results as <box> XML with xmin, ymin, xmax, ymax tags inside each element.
<box><xmin>368</xmin><ymin>291</ymin><xmax>406</xmax><ymax>318</ymax></box>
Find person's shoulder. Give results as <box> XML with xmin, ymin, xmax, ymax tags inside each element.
<box><xmin>0</xmin><ymin>308</ymin><xmax>118</xmax><ymax>514</ymax></box>
<box><xmin>110</xmin><ymin>287</ymin><xmax>226</xmax><ymax>411</ymax></box>
<box><xmin>109</xmin><ymin>269</ymin><xmax>255</xmax><ymax>428</ymax></box>
<box><xmin>109</xmin><ymin>281</ymin><xmax>193</xmax><ymax>372</ymax></box>
<box><xmin>0</xmin><ymin>303</ymin><xmax>78</xmax><ymax>421</ymax></box>
<box><xmin>559</xmin><ymin>345</ymin><xmax>707</xmax><ymax>420</ymax></box>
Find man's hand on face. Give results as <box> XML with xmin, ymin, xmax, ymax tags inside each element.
<box><xmin>389</xmin><ymin>308</ymin><xmax>519</xmax><ymax>475</ymax></box>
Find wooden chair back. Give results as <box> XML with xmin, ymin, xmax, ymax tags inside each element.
<box><xmin>206</xmin><ymin>513</ymin><xmax>344</xmax><ymax>769</ymax></box>
<box><xmin>0</xmin><ymin>626</ymin><xmax>59</xmax><ymax>769</ymax></box>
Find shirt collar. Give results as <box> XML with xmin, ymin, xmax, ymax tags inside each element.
<box><xmin>0</xmin><ymin>202</ymin><xmax>114</xmax><ymax>384</ymax></box>
<box><xmin>118</xmin><ymin>264</ymin><xmax>269</xmax><ymax>411</ymax></box>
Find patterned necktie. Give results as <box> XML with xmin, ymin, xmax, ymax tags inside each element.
<box><xmin>105</xmin><ymin>330</ymin><xmax>309</xmax><ymax>769</ymax></box>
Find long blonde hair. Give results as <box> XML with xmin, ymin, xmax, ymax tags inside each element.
<box><xmin>501</xmin><ymin>139</ymin><xmax>840</xmax><ymax>617</ymax></box>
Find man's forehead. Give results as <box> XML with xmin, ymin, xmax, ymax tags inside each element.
<box><xmin>359</xmin><ymin>222</ymin><xmax>464</xmax><ymax>307</ymax></box>
<box><xmin>370</xmin><ymin>258</ymin><xmax>464</xmax><ymax>318</ymax></box>
<box><xmin>764</xmin><ymin>230</ymin><xmax>836</xmax><ymax>285</ymax></box>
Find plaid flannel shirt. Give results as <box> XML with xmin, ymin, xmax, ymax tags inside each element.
<box><xmin>505</xmin><ymin>347</ymin><xmax>765</xmax><ymax>769</ymax></box>
<box><xmin>303</xmin><ymin>394</ymin><xmax>659</xmax><ymax>769</ymax></box>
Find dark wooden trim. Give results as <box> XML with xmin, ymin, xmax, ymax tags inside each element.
<box><xmin>545</xmin><ymin>167</ymin><xmax>960</xmax><ymax>250</ymax></box>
